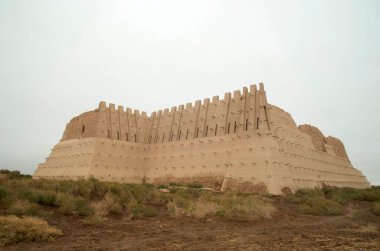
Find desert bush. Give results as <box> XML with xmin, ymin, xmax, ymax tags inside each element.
<box><xmin>16</xmin><ymin>188</ymin><xmax>57</xmax><ymax>206</ymax></box>
<box><xmin>299</xmin><ymin>196</ymin><xmax>343</xmax><ymax>216</ymax></box>
<box><xmin>167</xmin><ymin>197</ymin><xmax>195</xmax><ymax>217</ymax></box>
<box><xmin>55</xmin><ymin>193</ymin><xmax>92</xmax><ymax>216</ymax></box>
<box><xmin>0</xmin><ymin>186</ymin><xmax>8</xmax><ymax>200</ymax></box>
<box><xmin>0</xmin><ymin>186</ymin><xmax>11</xmax><ymax>207</ymax></box>
<box><xmin>109</xmin><ymin>184</ymin><xmax>122</xmax><ymax>195</ymax></box>
<box><xmin>322</xmin><ymin>186</ymin><xmax>380</xmax><ymax>204</ymax></box>
<box><xmin>371</xmin><ymin>202</ymin><xmax>380</xmax><ymax>216</ymax></box>
<box><xmin>157</xmin><ymin>184</ymin><xmax>168</xmax><ymax>189</ymax></box>
<box><xmin>191</xmin><ymin>199</ymin><xmax>218</xmax><ymax>218</ymax></box>
<box><xmin>108</xmin><ymin>202</ymin><xmax>123</xmax><ymax>215</ymax></box>
<box><xmin>55</xmin><ymin>193</ymin><xmax>76</xmax><ymax>214</ymax></box>
<box><xmin>169</xmin><ymin>182</ymin><xmax>182</xmax><ymax>187</ymax></box>
<box><xmin>186</xmin><ymin>183</ymin><xmax>203</xmax><ymax>189</ymax></box>
<box><xmin>32</xmin><ymin>190</ymin><xmax>57</xmax><ymax>206</ymax></box>
<box><xmin>88</xmin><ymin>177</ymin><xmax>108</xmax><ymax>200</ymax></box>
<box><xmin>126</xmin><ymin>198</ymin><xmax>157</xmax><ymax>218</ymax></box>
<box><xmin>75</xmin><ymin>197</ymin><xmax>93</xmax><ymax>216</ymax></box>
<box><xmin>216</xmin><ymin>194</ymin><xmax>274</xmax><ymax>219</ymax></box>
<box><xmin>8</xmin><ymin>200</ymin><xmax>39</xmax><ymax>216</ymax></box>
<box><xmin>0</xmin><ymin>215</ymin><xmax>62</xmax><ymax>246</ymax></box>
<box><xmin>0</xmin><ymin>169</ymin><xmax>31</xmax><ymax>179</ymax></box>
<box><xmin>291</xmin><ymin>189</ymin><xmax>343</xmax><ymax>216</ymax></box>
<box><xmin>141</xmin><ymin>205</ymin><xmax>157</xmax><ymax>217</ymax></box>
<box><xmin>90</xmin><ymin>200</ymin><xmax>108</xmax><ymax>220</ymax></box>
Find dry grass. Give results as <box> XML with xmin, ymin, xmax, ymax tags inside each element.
<box><xmin>371</xmin><ymin>202</ymin><xmax>380</xmax><ymax>216</ymax></box>
<box><xmin>8</xmin><ymin>200</ymin><xmax>39</xmax><ymax>216</ymax></box>
<box><xmin>167</xmin><ymin>192</ymin><xmax>274</xmax><ymax>219</ymax></box>
<box><xmin>0</xmin><ymin>215</ymin><xmax>62</xmax><ymax>246</ymax></box>
<box><xmin>216</xmin><ymin>193</ymin><xmax>275</xmax><ymax>219</ymax></box>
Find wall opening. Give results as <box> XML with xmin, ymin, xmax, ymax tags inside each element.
<box><xmin>117</xmin><ymin>131</ymin><xmax>120</xmax><ymax>140</ymax></box>
<box><xmin>134</xmin><ymin>134</ymin><xmax>137</xmax><ymax>142</ymax></box>
<box><xmin>195</xmin><ymin>127</ymin><xmax>199</xmax><ymax>138</ymax></box>
<box><xmin>215</xmin><ymin>124</ymin><xmax>218</xmax><ymax>136</ymax></box>
<box><xmin>186</xmin><ymin>129</ymin><xmax>189</xmax><ymax>140</ymax></box>
<box><xmin>234</xmin><ymin>122</ymin><xmax>237</xmax><ymax>133</ymax></box>
<box><xmin>170</xmin><ymin>131</ymin><xmax>174</xmax><ymax>141</ymax></box>
<box><xmin>227</xmin><ymin>123</ymin><xmax>230</xmax><ymax>134</ymax></box>
<box><xmin>126</xmin><ymin>133</ymin><xmax>129</xmax><ymax>141</ymax></box>
<box><xmin>205</xmin><ymin>126</ymin><xmax>208</xmax><ymax>136</ymax></box>
<box><xmin>82</xmin><ymin>125</ymin><xmax>85</xmax><ymax>134</ymax></box>
<box><xmin>257</xmin><ymin>118</ymin><xmax>259</xmax><ymax>129</ymax></box>
<box><xmin>162</xmin><ymin>133</ymin><xmax>165</xmax><ymax>142</ymax></box>
<box><xmin>245</xmin><ymin>119</ymin><xmax>248</xmax><ymax>131</ymax></box>
<box><xmin>178</xmin><ymin>131</ymin><xmax>182</xmax><ymax>140</ymax></box>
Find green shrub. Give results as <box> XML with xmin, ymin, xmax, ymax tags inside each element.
<box><xmin>34</xmin><ymin>190</ymin><xmax>57</xmax><ymax>206</ymax></box>
<box><xmin>0</xmin><ymin>186</ymin><xmax>11</xmax><ymax>206</ymax></box>
<box><xmin>127</xmin><ymin>199</ymin><xmax>157</xmax><ymax>218</ymax></box>
<box><xmin>0</xmin><ymin>169</ymin><xmax>31</xmax><ymax>179</ymax></box>
<box><xmin>109</xmin><ymin>184</ymin><xmax>122</xmax><ymax>195</ymax></box>
<box><xmin>55</xmin><ymin>193</ymin><xmax>91</xmax><ymax>216</ymax></box>
<box><xmin>371</xmin><ymin>202</ymin><xmax>380</xmax><ymax>216</ymax></box>
<box><xmin>0</xmin><ymin>186</ymin><xmax>8</xmax><ymax>201</ymax></box>
<box><xmin>88</xmin><ymin>177</ymin><xmax>108</xmax><ymax>200</ymax></box>
<box><xmin>216</xmin><ymin>194</ymin><xmax>273</xmax><ymax>219</ymax></box>
<box><xmin>322</xmin><ymin>186</ymin><xmax>380</xmax><ymax>203</ymax></box>
<box><xmin>144</xmin><ymin>183</ymin><xmax>155</xmax><ymax>188</ymax></box>
<box><xmin>299</xmin><ymin>196</ymin><xmax>343</xmax><ymax>216</ymax></box>
<box><xmin>8</xmin><ymin>200</ymin><xmax>39</xmax><ymax>216</ymax></box>
<box><xmin>16</xmin><ymin>189</ymin><xmax>56</xmax><ymax>206</ymax></box>
<box><xmin>55</xmin><ymin>193</ymin><xmax>76</xmax><ymax>214</ymax></box>
<box><xmin>108</xmin><ymin>202</ymin><xmax>123</xmax><ymax>215</ymax></box>
<box><xmin>157</xmin><ymin>184</ymin><xmax>168</xmax><ymax>189</ymax></box>
<box><xmin>186</xmin><ymin>183</ymin><xmax>203</xmax><ymax>189</ymax></box>
<box><xmin>291</xmin><ymin>188</ymin><xmax>343</xmax><ymax>216</ymax></box>
<box><xmin>169</xmin><ymin>182</ymin><xmax>182</xmax><ymax>187</ymax></box>
<box><xmin>75</xmin><ymin>197</ymin><xmax>93</xmax><ymax>216</ymax></box>
<box><xmin>142</xmin><ymin>205</ymin><xmax>157</xmax><ymax>217</ymax></box>
<box><xmin>0</xmin><ymin>215</ymin><xmax>62</xmax><ymax>246</ymax></box>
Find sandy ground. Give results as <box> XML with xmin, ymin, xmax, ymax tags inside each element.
<box><xmin>4</xmin><ymin>198</ymin><xmax>380</xmax><ymax>251</ymax></box>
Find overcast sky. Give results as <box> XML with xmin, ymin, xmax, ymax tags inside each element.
<box><xmin>0</xmin><ymin>0</ymin><xmax>379</xmax><ymax>184</ymax></box>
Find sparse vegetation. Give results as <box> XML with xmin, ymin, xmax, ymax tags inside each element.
<box><xmin>1</xmin><ymin>169</ymin><xmax>380</xmax><ymax>247</ymax></box>
<box><xmin>371</xmin><ymin>202</ymin><xmax>380</xmax><ymax>216</ymax></box>
<box><xmin>186</xmin><ymin>182</ymin><xmax>203</xmax><ymax>189</ymax></box>
<box><xmin>0</xmin><ymin>215</ymin><xmax>62</xmax><ymax>246</ymax></box>
<box><xmin>289</xmin><ymin>186</ymin><xmax>380</xmax><ymax>216</ymax></box>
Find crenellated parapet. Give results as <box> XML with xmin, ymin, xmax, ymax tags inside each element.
<box><xmin>61</xmin><ymin>83</ymin><xmax>271</xmax><ymax>144</ymax></box>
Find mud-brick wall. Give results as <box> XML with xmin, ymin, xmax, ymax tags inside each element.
<box><xmin>95</xmin><ymin>102</ymin><xmax>151</xmax><ymax>143</ymax></box>
<box><xmin>88</xmin><ymin>138</ymin><xmax>147</xmax><ymax>183</ymax></box>
<box><xmin>147</xmin><ymin>83</ymin><xmax>271</xmax><ymax>145</ymax></box>
<box><xmin>60</xmin><ymin>84</ymin><xmax>271</xmax><ymax>144</ymax></box>
<box><xmin>34</xmin><ymin>138</ymin><xmax>96</xmax><ymax>180</ymax></box>
<box><xmin>62</xmin><ymin>111</ymin><xmax>97</xmax><ymax>141</ymax></box>
<box><xmin>144</xmin><ymin>134</ymin><xmax>237</xmax><ymax>189</ymax></box>
<box><xmin>324</xmin><ymin>136</ymin><xmax>350</xmax><ymax>161</ymax></box>
<box><xmin>222</xmin><ymin>132</ymin><xmax>283</xmax><ymax>193</ymax></box>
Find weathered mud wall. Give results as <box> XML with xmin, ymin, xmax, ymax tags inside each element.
<box><xmin>34</xmin><ymin>84</ymin><xmax>370</xmax><ymax>194</ymax></box>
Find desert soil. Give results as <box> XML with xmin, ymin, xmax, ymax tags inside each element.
<box><xmin>4</xmin><ymin>198</ymin><xmax>380</xmax><ymax>251</ymax></box>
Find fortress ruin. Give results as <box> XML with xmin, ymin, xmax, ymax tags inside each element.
<box><xmin>33</xmin><ymin>83</ymin><xmax>370</xmax><ymax>194</ymax></box>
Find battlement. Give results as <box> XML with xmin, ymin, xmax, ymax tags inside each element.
<box><xmin>62</xmin><ymin>84</ymin><xmax>271</xmax><ymax>144</ymax></box>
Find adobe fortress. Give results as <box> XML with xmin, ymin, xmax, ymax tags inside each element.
<box><xmin>33</xmin><ymin>83</ymin><xmax>370</xmax><ymax>194</ymax></box>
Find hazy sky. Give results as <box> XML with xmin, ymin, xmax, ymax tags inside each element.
<box><xmin>0</xmin><ymin>0</ymin><xmax>379</xmax><ymax>184</ymax></box>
